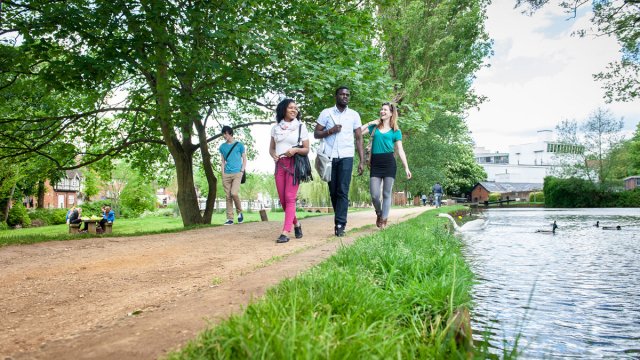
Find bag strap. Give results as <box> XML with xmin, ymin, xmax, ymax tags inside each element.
<box><xmin>297</xmin><ymin>124</ymin><xmax>302</xmax><ymax>146</ymax></box>
<box><xmin>224</xmin><ymin>142</ymin><xmax>239</xmax><ymax>161</ymax></box>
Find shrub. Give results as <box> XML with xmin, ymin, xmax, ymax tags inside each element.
<box><xmin>488</xmin><ymin>192</ymin><xmax>501</xmax><ymax>202</ymax></box>
<box><xmin>528</xmin><ymin>191</ymin><xmax>545</xmax><ymax>203</ymax></box>
<box><xmin>80</xmin><ymin>200</ymin><xmax>113</xmax><ymax>216</ymax></box>
<box><xmin>28</xmin><ymin>208</ymin><xmax>68</xmax><ymax>226</ymax></box>
<box><xmin>120</xmin><ymin>175</ymin><xmax>156</xmax><ymax>218</ymax></box>
<box><xmin>7</xmin><ymin>203</ymin><xmax>31</xmax><ymax>227</ymax></box>
<box><xmin>0</xmin><ymin>221</ymin><xmax>8</xmax><ymax>231</ymax></box>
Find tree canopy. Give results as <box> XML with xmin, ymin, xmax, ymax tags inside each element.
<box><xmin>1</xmin><ymin>0</ymin><xmax>390</xmax><ymax>225</ymax></box>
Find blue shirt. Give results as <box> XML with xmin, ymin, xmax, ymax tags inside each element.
<box><xmin>219</xmin><ymin>141</ymin><xmax>245</xmax><ymax>174</ymax></box>
<box><xmin>103</xmin><ymin>210</ymin><xmax>115</xmax><ymax>222</ymax></box>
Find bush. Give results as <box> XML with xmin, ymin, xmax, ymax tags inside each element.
<box><xmin>0</xmin><ymin>221</ymin><xmax>8</xmax><ymax>231</ymax></box>
<box><xmin>81</xmin><ymin>200</ymin><xmax>113</xmax><ymax>216</ymax></box>
<box><xmin>612</xmin><ymin>188</ymin><xmax>640</xmax><ymax>207</ymax></box>
<box><xmin>488</xmin><ymin>192</ymin><xmax>501</xmax><ymax>202</ymax></box>
<box><xmin>120</xmin><ymin>175</ymin><xmax>156</xmax><ymax>218</ymax></box>
<box><xmin>7</xmin><ymin>203</ymin><xmax>31</xmax><ymax>228</ymax></box>
<box><xmin>528</xmin><ymin>191</ymin><xmax>545</xmax><ymax>203</ymax></box>
<box><xmin>28</xmin><ymin>208</ymin><xmax>68</xmax><ymax>226</ymax></box>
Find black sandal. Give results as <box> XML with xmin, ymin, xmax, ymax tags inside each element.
<box><xmin>276</xmin><ymin>234</ymin><xmax>290</xmax><ymax>243</ymax></box>
<box><xmin>294</xmin><ymin>224</ymin><xmax>303</xmax><ymax>239</ymax></box>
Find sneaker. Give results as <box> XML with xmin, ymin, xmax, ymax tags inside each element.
<box><xmin>276</xmin><ymin>234</ymin><xmax>290</xmax><ymax>243</ymax></box>
<box><xmin>237</xmin><ymin>213</ymin><xmax>244</xmax><ymax>224</ymax></box>
<box><xmin>335</xmin><ymin>225</ymin><xmax>346</xmax><ymax>237</ymax></box>
<box><xmin>294</xmin><ymin>224</ymin><xmax>303</xmax><ymax>239</ymax></box>
<box><xmin>223</xmin><ymin>219</ymin><xmax>234</xmax><ymax>225</ymax></box>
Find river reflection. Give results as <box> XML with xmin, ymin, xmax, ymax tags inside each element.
<box><xmin>463</xmin><ymin>208</ymin><xmax>640</xmax><ymax>359</ymax></box>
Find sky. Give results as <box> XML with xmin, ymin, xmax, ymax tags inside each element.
<box><xmin>467</xmin><ymin>1</ymin><xmax>640</xmax><ymax>152</ymax></box>
<box><xmin>247</xmin><ymin>1</ymin><xmax>640</xmax><ymax>173</ymax></box>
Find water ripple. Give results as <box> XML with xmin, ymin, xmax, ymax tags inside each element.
<box><xmin>465</xmin><ymin>208</ymin><xmax>640</xmax><ymax>359</ymax></box>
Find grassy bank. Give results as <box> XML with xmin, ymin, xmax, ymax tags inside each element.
<box><xmin>168</xmin><ymin>208</ymin><xmax>484</xmax><ymax>359</ymax></box>
<box><xmin>0</xmin><ymin>211</ymin><xmax>323</xmax><ymax>247</ymax></box>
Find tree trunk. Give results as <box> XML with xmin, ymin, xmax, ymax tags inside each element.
<box><xmin>3</xmin><ymin>182</ymin><xmax>16</xmax><ymax>223</ymax></box>
<box><xmin>37</xmin><ymin>180</ymin><xmax>45</xmax><ymax>208</ymax></box>
<box><xmin>173</xmin><ymin>150</ymin><xmax>206</xmax><ymax>225</ymax></box>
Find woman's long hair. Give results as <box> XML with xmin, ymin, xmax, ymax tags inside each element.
<box><xmin>275</xmin><ymin>98</ymin><xmax>301</xmax><ymax>123</ymax></box>
<box><xmin>378</xmin><ymin>102</ymin><xmax>399</xmax><ymax>131</ymax></box>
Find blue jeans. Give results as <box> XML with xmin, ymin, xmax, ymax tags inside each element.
<box><xmin>434</xmin><ymin>193</ymin><xmax>442</xmax><ymax>208</ymax></box>
<box><xmin>328</xmin><ymin>157</ymin><xmax>353</xmax><ymax>227</ymax></box>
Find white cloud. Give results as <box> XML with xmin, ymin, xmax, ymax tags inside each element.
<box><xmin>467</xmin><ymin>1</ymin><xmax>639</xmax><ymax>150</ymax></box>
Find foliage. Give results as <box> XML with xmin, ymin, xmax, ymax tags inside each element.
<box><xmin>373</xmin><ymin>0</ymin><xmax>491</xmax><ymax>197</ymax></box>
<box><xmin>80</xmin><ymin>200</ymin><xmax>114</xmax><ymax>217</ymax></box>
<box><xmin>7</xmin><ymin>203</ymin><xmax>31</xmax><ymax>228</ymax></box>
<box><xmin>488</xmin><ymin>192</ymin><xmax>501</xmax><ymax>202</ymax></box>
<box><xmin>119</xmin><ymin>174</ymin><xmax>157</xmax><ymax>218</ymax></box>
<box><xmin>528</xmin><ymin>191</ymin><xmax>545</xmax><ymax>203</ymax></box>
<box><xmin>0</xmin><ymin>221</ymin><xmax>8</xmax><ymax>231</ymax></box>
<box><xmin>610</xmin><ymin>122</ymin><xmax>640</xmax><ymax>179</ymax></box>
<box><xmin>0</xmin><ymin>0</ymin><xmax>390</xmax><ymax>227</ymax></box>
<box><xmin>553</xmin><ymin>108</ymin><xmax>625</xmax><ymax>188</ymax></box>
<box><xmin>28</xmin><ymin>209</ymin><xmax>68</xmax><ymax>226</ymax></box>
<box><xmin>544</xmin><ymin>176</ymin><xmax>598</xmax><ymax>207</ymax></box>
<box><xmin>516</xmin><ymin>0</ymin><xmax>640</xmax><ymax>102</ymax></box>
<box><xmin>81</xmin><ymin>168</ymin><xmax>100</xmax><ymax>202</ymax></box>
<box><xmin>168</xmin><ymin>209</ymin><xmax>480</xmax><ymax>359</ymax></box>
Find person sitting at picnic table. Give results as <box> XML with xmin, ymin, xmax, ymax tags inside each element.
<box><xmin>68</xmin><ymin>207</ymin><xmax>88</xmax><ymax>232</ymax></box>
<box><xmin>99</xmin><ymin>206</ymin><xmax>115</xmax><ymax>233</ymax></box>
<box><xmin>66</xmin><ymin>205</ymin><xmax>76</xmax><ymax>224</ymax></box>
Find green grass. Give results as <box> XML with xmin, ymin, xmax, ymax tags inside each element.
<box><xmin>167</xmin><ymin>208</ymin><xmax>508</xmax><ymax>359</ymax></box>
<box><xmin>0</xmin><ymin>210</ymin><xmax>325</xmax><ymax>247</ymax></box>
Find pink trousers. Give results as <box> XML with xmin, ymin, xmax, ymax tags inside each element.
<box><xmin>275</xmin><ymin>157</ymin><xmax>299</xmax><ymax>232</ymax></box>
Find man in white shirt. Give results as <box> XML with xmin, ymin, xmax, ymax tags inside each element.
<box><xmin>314</xmin><ymin>86</ymin><xmax>365</xmax><ymax>236</ymax></box>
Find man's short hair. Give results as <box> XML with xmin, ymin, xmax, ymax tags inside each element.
<box><xmin>221</xmin><ymin>125</ymin><xmax>233</xmax><ymax>136</ymax></box>
<box><xmin>335</xmin><ymin>86</ymin><xmax>350</xmax><ymax>95</ymax></box>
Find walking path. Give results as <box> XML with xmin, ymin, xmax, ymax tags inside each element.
<box><xmin>0</xmin><ymin>206</ymin><xmax>430</xmax><ymax>359</ymax></box>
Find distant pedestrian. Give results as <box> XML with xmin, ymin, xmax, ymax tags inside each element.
<box><xmin>432</xmin><ymin>182</ymin><xmax>443</xmax><ymax>208</ymax></box>
<box><xmin>360</xmin><ymin>102</ymin><xmax>411</xmax><ymax>228</ymax></box>
<box><xmin>219</xmin><ymin>125</ymin><xmax>247</xmax><ymax>225</ymax></box>
<box><xmin>421</xmin><ymin>194</ymin><xmax>427</xmax><ymax>206</ymax></box>
<box><xmin>269</xmin><ymin>99</ymin><xmax>310</xmax><ymax>244</ymax></box>
<box><xmin>314</xmin><ymin>86</ymin><xmax>365</xmax><ymax>237</ymax></box>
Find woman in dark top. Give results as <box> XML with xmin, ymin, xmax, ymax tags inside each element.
<box><xmin>360</xmin><ymin>102</ymin><xmax>411</xmax><ymax>228</ymax></box>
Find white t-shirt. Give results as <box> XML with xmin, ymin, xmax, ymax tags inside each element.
<box><xmin>271</xmin><ymin>121</ymin><xmax>309</xmax><ymax>156</ymax></box>
<box><xmin>316</xmin><ymin>106</ymin><xmax>361</xmax><ymax>158</ymax></box>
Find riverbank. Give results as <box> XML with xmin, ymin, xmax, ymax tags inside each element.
<box><xmin>168</xmin><ymin>207</ymin><xmax>490</xmax><ymax>359</ymax></box>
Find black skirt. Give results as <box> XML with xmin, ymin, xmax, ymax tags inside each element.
<box><xmin>370</xmin><ymin>152</ymin><xmax>397</xmax><ymax>178</ymax></box>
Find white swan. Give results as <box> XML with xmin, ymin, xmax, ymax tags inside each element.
<box><xmin>437</xmin><ymin>213</ymin><xmax>488</xmax><ymax>232</ymax></box>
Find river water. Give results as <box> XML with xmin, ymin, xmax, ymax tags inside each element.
<box><xmin>463</xmin><ymin>208</ymin><xmax>640</xmax><ymax>359</ymax></box>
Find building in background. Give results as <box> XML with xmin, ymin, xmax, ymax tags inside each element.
<box><xmin>474</xmin><ymin>130</ymin><xmax>583</xmax><ymax>184</ymax></box>
<box><xmin>471</xmin><ymin>181</ymin><xmax>543</xmax><ymax>203</ymax></box>
<box><xmin>40</xmin><ymin>170</ymin><xmax>83</xmax><ymax>208</ymax></box>
<box><xmin>624</xmin><ymin>176</ymin><xmax>640</xmax><ymax>190</ymax></box>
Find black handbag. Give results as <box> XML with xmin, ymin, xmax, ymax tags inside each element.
<box><xmin>293</xmin><ymin>125</ymin><xmax>313</xmax><ymax>185</ymax></box>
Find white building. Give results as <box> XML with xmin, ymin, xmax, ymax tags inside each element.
<box><xmin>475</xmin><ymin>130</ymin><xmax>583</xmax><ymax>183</ymax></box>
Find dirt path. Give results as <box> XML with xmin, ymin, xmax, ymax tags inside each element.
<box><xmin>0</xmin><ymin>207</ymin><xmax>430</xmax><ymax>359</ymax></box>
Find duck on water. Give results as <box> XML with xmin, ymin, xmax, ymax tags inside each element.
<box><xmin>536</xmin><ymin>221</ymin><xmax>558</xmax><ymax>234</ymax></box>
<box><xmin>594</xmin><ymin>221</ymin><xmax>622</xmax><ymax>230</ymax></box>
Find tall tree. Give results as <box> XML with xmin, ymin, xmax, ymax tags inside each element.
<box><xmin>554</xmin><ymin>107</ymin><xmax>625</xmax><ymax>187</ymax></box>
<box><xmin>0</xmin><ymin>0</ymin><xmax>388</xmax><ymax>226</ymax></box>
<box><xmin>375</xmin><ymin>0</ymin><xmax>491</xmax><ymax>194</ymax></box>
<box><xmin>516</xmin><ymin>0</ymin><xmax>640</xmax><ymax>102</ymax></box>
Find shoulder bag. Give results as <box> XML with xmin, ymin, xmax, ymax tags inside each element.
<box><xmin>293</xmin><ymin>124</ymin><xmax>313</xmax><ymax>185</ymax></box>
<box><xmin>224</xmin><ymin>142</ymin><xmax>246</xmax><ymax>184</ymax></box>
<box><xmin>315</xmin><ymin>113</ymin><xmax>337</xmax><ymax>182</ymax></box>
